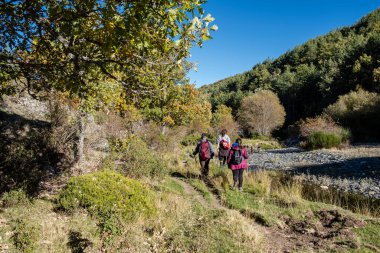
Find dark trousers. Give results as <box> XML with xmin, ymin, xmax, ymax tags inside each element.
<box><xmin>232</xmin><ymin>169</ymin><xmax>244</xmax><ymax>188</ymax></box>
<box><xmin>200</xmin><ymin>159</ymin><xmax>210</xmax><ymax>176</ymax></box>
<box><xmin>219</xmin><ymin>155</ymin><xmax>227</xmax><ymax>166</ymax></box>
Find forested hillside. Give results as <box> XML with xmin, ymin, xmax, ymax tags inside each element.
<box><xmin>202</xmin><ymin>9</ymin><xmax>380</xmax><ymax>140</ymax></box>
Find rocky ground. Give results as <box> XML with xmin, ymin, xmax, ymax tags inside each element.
<box><xmin>248</xmin><ymin>145</ymin><xmax>380</xmax><ymax>199</ymax></box>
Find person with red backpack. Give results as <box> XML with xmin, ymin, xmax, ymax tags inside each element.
<box><xmin>227</xmin><ymin>138</ymin><xmax>249</xmax><ymax>192</ymax></box>
<box><xmin>216</xmin><ymin>129</ymin><xmax>231</xmax><ymax>167</ymax></box>
<box><xmin>193</xmin><ymin>133</ymin><xmax>215</xmax><ymax>178</ymax></box>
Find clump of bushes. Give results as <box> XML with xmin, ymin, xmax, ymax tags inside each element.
<box><xmin>12</xmin><ymin>218</ymin><xmax>40</xmax><ymax>253</ymax></box>
<box><xmin>324</xmin><ymin>89</ymin><xmax>380</xmax><ymax>141</ymax></box>
<box><xmin>57</xmin><ymin>170</ymin><xmax>156</xmax><ymax>222</ymax></box>
<box><xmin>0</xmin><ymin>189</ymin><xmax>30</xmax><ymax>208</ymax></box>
<box><xmin>181</xmin><ymin>133</ymin><xmax>200</xmax><ymax>146</ymax></box>
<box><xmin>306</xmin><ymin>131</ymin><xmax>343</xmax><ymax>150</ymax></box>
<box><xmin>299</xmin><ymin>116</ymin><xmax>350</xmax><ymax>149</ymax></box>
<box><xmin>108</xmin><ymin>136</ymin><xmax>168</xmax><ymax>179</ymax></box>
<box><xmin>0</xmin><ymin>122</ymin><xmax>59</xmax><ymax>195</ymax></box>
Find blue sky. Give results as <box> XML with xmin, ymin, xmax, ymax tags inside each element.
<box><xmin>187</xmin><ymin>0</ymin><xmax>380</xmax><ymax>87</ymax></box>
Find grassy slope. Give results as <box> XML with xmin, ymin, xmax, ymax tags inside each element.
<box><xmin>1</xmin><ymin>143</ymin><xmax>379</xmax><ymax>252</ymax></box>
<box><xmin>0</xmin><ymin>176</ymin><xmax>261</xmax><ymax>253</ymax></box>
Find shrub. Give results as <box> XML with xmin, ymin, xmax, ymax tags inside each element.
<box><xmin>108</xmin><ymin>136</ymin><xmax>168</xmax><ymax>179</ymax></box>
<box><xmin>238</xmin><ymin>90</ymin><xmax>286</xmax><ymax>136</ymax></box>
<box><xmin>324</xmin><ymin>89</ymin><xmax>380</xmax><ymax>141</ymax></box>
<box><xmin>305</xmin><ymin>131</ymin><xmax>342</xmax><ymax>149</ymax></box>
<box><xmin>57</xmin><ymin>170</ymin><xmax>156</xmax><ymax>222</ymax></box>
<box><xmin>299</xmin><ymin>115</ymin><xmax>350</xmax><ymax>149</ymax></box>
<box><xmin>299</xmin><ymin>115</ymin><xmax>343</xmax><ymax>138</ymax></box>
<box><xmin>0</xmin><ymin>189</ymin><xmax>30</xmax><ymax>208</ymax></box>
<box><xmin>12</xmin><ymin>218</ymin><xmax>40</xmax><ymax>253</ymax></box>
<box><xmin>181</xmin><ymin>133</ymin><xmax>200</xmax><ymax>146</ymax></box>
<box><xmin>0</xmin><ymin>116</ymin><xmax>61</xmax><ymax>195</ymax></box>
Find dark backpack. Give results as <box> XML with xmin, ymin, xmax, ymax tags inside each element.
<box><xmin>231</xmin><ymin>149</ymin><xmax>243</xmax><ymax>165</ymax></box>
<box><xmin>199</xmin><ymin>141</ymin><xmax>211</xmax><ymax>161</ymax></box>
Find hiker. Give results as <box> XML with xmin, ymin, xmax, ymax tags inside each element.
<box><xmin>216</xmin><ymin>129</ymin><xmax>231</xmax><ymax>167</ymax></box>
<box><xmin>227</xmin><ymin>138</ymin><xmax>249</xmax><ymax>192</ymax></box>
<box><xmin>193</xmin><ymin>133</ymin><xmax>215</xmax><ymax>178</ymax></box>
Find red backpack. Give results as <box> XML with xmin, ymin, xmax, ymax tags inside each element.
<box><xmin>220</xmin><ymin>139</ymin><xmax>230</xmax><ymax>150</ymax></box>
<box><xmin>199</xmin><ymin>141</ymin><xmax>211</xmax><ymax>161</ymax></box>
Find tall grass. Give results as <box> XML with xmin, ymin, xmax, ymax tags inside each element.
<box><xmin>301</xmin><ymin>181</ymin><xmax>380</xmax><ymax>217</ymax></box>
<box><xmin>213</xmin><ymin>169</ymin><xmax>380</xmax><ymax>229</ymax></box>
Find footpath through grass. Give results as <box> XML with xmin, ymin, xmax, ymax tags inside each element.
<box><xmin>209</xmin><ymin>169</ymin><xmax>380</xmax><ymax>252</ymax></box>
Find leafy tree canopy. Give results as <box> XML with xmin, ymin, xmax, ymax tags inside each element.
<box><xmin>0</xmin><ymin>0</ymin><xmax>216</xmax><ymax>112</ymax></box>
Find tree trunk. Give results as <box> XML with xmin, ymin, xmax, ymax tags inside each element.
<box><xmin>160</xmin><ymin>78</ymin><xmax>167</xmax><ymax>136</ymax></box>
<box><xmin>77</xmin><ymin>113</ymin><xmax>86</xmax><ymax>164</ymax></box>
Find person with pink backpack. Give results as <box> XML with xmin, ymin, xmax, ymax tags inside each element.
<box><xmin>193</xmin><ymin>133</ymin><xmax>215</xmax><ymax>178</ymax></box>
<box><xmin>227</xmin><ymin>138</ymin><xmax>249</xmax><ymax>192</ymax></box>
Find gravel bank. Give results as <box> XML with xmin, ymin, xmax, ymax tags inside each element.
<box><xmin>248</xmin><ymin>146</ymin><xmax>380</xmax><ymax>199</ymax></box>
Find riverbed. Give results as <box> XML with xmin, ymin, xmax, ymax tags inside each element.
<box><xmin>248</xmin><ymin>145</ymin><xmax>380</xmax><ymax>199</ymax></box>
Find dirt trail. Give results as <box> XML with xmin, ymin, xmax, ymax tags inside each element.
<box><xmin>171</xmin><ymin>177</ymin><xmax>221</xmax><ymax>209</ymax></box>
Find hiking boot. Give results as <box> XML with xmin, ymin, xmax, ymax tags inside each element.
<box><xmin>238</xmin><ymin>187</ymin><xmax>243</xmax><ymax>192</ymax></box>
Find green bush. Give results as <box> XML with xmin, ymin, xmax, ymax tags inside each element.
<box><xmin>325</xmin><ymin>89</ymin><xmax>380</xmax><ymax>141</ymax></box>
<box><xmin>57</xmin><ymin>170</ymin><xmax>156</xmax><ymax>222</ymax></box>
<box><xmin>12</xmin><ymin>218</ymin><xmax>40</xmax><ymax>253</ymax></box>
<box><xmin>0</xmin><ymin>189</ymin><xmax>30</xmax><ymax>208</ymax></box>
<box><xmin>340</xmin><ymin>128</ymin><xmax>352</xmax><ymax>142</ymax></box>
<box><xmin>259</xmin><ymin>142</ymin><xmax>282</xmax><ymax>150</ymax></box>
<box><xmin>252</xmin><ymin>134</ymin><xmax>272</xmax><ymax>141</ymax></box>
<box><xmin>305</xmin><ymin>131</ymin><xmax>342</xmax><ymax>149</ymax></box>
<box><xmin>180</xmin><ymin>133</ymin><xmax>200</xmax><ymax>146</ymax></box>
<box><xmin>108</xmin><ymin>136</ymin><xmax>168</xmax><ymax>179</ymax></box>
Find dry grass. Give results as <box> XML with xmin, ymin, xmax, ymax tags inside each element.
<box><xmin>244</xmin><ymin>170</ymin><xmax>272</xmax><ymax>196</ymax></box>
<box><xmin>0</xmin><ymin>175</ymin><xmax>263</xmax><ymax>253</ymax></box>
<box><xmin>329</xmin><ymin>146</ymin><xmax>380</xmax><ymax>158</ymax></box>
<box><xmin>0</xmin><ymin>199</ymin><xmax>100</xmax><ymax>253</ymax></box>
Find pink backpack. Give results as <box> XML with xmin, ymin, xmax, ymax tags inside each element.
<box><xmin>200</xmin><ymin>142</ymin><xmax>210</xmax><ymax>160</ymax></box>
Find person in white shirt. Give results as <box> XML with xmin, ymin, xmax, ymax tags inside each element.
<box><xmin>216</xmin><ymin>129</ymin><xmax>231</xmax><ymax>167</ymax></box>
